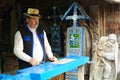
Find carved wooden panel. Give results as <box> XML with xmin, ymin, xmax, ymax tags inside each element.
<box><xmin>105</xmin><ymin>4</ymin><xmax>120</xmax><ymax>35</ymax></box>
<box><xmin>89</xmin><ymin>5</ymin><xmax>99</xmax><ymax>41</ymax></box>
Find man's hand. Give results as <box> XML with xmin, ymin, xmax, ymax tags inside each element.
<box><xmin>49</xmin><ymin>56</ymin><xmax>57</xmax><ymax>62</ymax></box>
<box><xmin>29</xmin><ymin>58</ymin><xmax>39</xmax><ymax>66</ymax></box>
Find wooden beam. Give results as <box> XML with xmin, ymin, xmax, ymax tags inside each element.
<box><xmin>98</xmin><ymin>0</ymin><xmax>105</xmax><ymax>36</ymax></box>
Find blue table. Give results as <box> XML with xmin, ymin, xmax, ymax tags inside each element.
<box><xmin>17</xmin><ymin>56</ymin><xmax>89</xmax><ymax>80</ymax></box>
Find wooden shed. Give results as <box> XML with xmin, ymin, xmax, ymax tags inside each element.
<box><xmin>0</xmin><ymin>0</ymin><xmax>120</xmax><ymax>80</ymax></box>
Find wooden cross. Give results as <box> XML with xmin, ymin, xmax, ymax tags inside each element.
<box><xmin>47</xmin><ymin>6</ymin><xmax>62</xmax><ymax>26</ymax></box>
<box><xmin>62</xmin><ymin>2</ymin><xmax>90</xmax><ymax>27</ymax></box>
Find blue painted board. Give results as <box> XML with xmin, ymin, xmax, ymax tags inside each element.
<box><xmin>0</xmin><ymin>73</ymin><xmax>31</xmax><ymax>80</ymax></box>
<box><xmin>17</xmin><ymin>56</ymin><xmax>89</xmax><ymax>80</ymax></box>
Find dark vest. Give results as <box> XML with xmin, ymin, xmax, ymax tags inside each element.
<box><xmin>18</xmin><ymin>25</ymin><xmax>45</xmax><ymax>69</ymax></box>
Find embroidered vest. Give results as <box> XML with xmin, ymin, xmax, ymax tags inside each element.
<box><xmin>18</xmin><ymin>25</ymin><xmax>45</xmax><ymax>69</ymax></box>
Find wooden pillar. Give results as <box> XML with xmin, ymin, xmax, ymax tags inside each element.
<box><xmin>78</xmin><ymin>65</ymin><xmax>84</xmax><ymax>80</ymax></box>
<box><xmin>10</xmin><ymin>4</ymin><xmax>18</xmax><ymax>48</ymax></box>
<box><xmin>98</xmin><ymin>0</ymin><xmax>106</xmax><ymax>36</ymax></box>
<box><xmin>0</xmin><ymin>19</ymin><xmax>2</xmax><ymax>40</ymax></box>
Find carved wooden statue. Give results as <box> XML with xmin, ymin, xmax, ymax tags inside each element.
<box><xmin>89</xmin><ymin>34</ymin><xmax>118</xmax><ymax>80</ymax></box>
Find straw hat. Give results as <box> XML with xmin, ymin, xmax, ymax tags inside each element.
<box><xmin>24</xmin><ymin>8</ymin><xmax>41</xmax><ymax>18</ymax></box>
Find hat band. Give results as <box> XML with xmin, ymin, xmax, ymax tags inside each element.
<box><xmin>28</xmin><ymin>14</ymin><xmax>40</xmax><ymax>16</ymax></box>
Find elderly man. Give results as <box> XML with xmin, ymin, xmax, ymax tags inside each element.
<box><xmin>89</xmin><ymin>34</ymin><xmax>118</xmax><ymax>80</ymax></box>
<box><xmin>13</xmin><ymin>8</ymin><xmax>57</xmax><ymax>69</ymax></box>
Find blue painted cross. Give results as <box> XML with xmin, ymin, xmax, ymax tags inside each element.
<box><xmin>61</xmin><ymin>2</ymin><xmax>90</xmax><ymax>27</ymax></box>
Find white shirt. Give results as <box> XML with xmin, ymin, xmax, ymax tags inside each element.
<box><xmin>13</xmin><ymin>26</ymin><xmax>53</xmax><ymax>63</ymax></box>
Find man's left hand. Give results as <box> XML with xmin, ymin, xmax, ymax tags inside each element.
<box><xmin>49</xmin><ymin>56</ymin><xmax>57</xmax><ymax>62</ymax></box>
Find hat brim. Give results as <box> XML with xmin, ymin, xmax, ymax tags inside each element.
<box><xmin>24</xmin><ymin>13</ymin><xmax>41</xmax><ymax>18</ymax></box>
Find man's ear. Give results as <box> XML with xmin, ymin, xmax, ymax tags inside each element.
<box><xmin>26</xmin><ymin>18</ymin><xmax>29</xmax><ymax>23</ymax></box>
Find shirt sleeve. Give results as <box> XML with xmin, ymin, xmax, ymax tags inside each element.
<box><xmin>43</xmin><ymin>30</ymin><xmax>53</xmax><ymax>58</ymax></box>
<box><xmin>13</xmin><ymin>31</ymin><xmax>32</xmax><ymax>62</ymax></box>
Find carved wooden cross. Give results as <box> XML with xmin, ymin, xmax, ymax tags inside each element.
<box><xmin>62</xmin><ymin>2</ymin><xmax>90</xmax><ymax>27</ymax></box>
<box><xmin>47</xmin><ymin>6</ymin><xmax>62</xmax><ymax>26</ymax></box>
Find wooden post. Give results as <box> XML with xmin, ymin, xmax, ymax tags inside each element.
<box><xmin>78</xmin><ymin>65</ymin><xmax>84</xmax><ymax>80</ymax></box>
<box><xmin>98</xmin><ymin>0</ymin><xmax>105</xmax><ymax>36</ymax></box>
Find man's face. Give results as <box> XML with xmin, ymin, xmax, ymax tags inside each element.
<box><xmin>26</xmin><ymin>17</ymin><xmax>40</xmax><ymax>29</ymax></box>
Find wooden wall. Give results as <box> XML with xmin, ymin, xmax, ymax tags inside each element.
<box><xmin>104</xmin><ymin>3</ymin><xmax>120</xmax><ymax>39</ymax></box>
<box><xmin>88</xmin><ymin>1</ymin><xmax>120</xmax><ymax>41</ymax></box>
